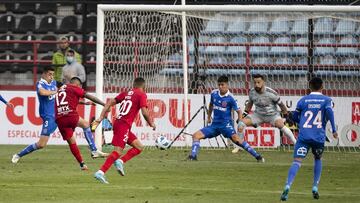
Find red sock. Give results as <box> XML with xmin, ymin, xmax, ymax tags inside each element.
<box><xmin>69</xmin><ymin>143</ymin><xmax>83</xmax><ymax>164</ymax></box>
<box><xmin>100</xmin><ymin>151</ymin><xmax>120</xmax><ymax>173</ymax></box>
<box><xmin>120</xmin><ymin>148</ymin><xmax>142</xmax><ymax>163</ymax></box>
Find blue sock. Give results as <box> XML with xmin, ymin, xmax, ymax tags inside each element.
<box><xmin>313</xmin><ymin>159</ymin><xmax>322</xmax><ymax>187</ymax></box>
<box><xmin>18</xmin><ymin>143</ymin><xmax>38</xmax><ymax>157</ymax></box>
<box><xmin>191</xmin><ymin>141</ymin><xmax>200</xmax><ymax>157</ymax></box>
<box><xmin>286</xmin><ymin>160</ymin><xmax>302</xmax><ymax>187</ymax></box>
<box><xmin>236</xmin><ymin>141</ymin><xmax>260</xmax><ymax>158</ymax></box>
<box><xmin>83</xmin><ymin>127</ymin><xmax>97</xmax><ymax>151</ymax></box>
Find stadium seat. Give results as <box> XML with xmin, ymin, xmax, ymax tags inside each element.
<box><xmin>38</xmin><ymin>55</ymin><xmax>52</xmax><ymax>71</ymax></box>
<box><xmin>204</xmin><ymin>18</ymin><xmax>226</xmax><ymax>32</ymax></box>
<box><xmin>336</xmin><ymin>36</ymin><xmax>358</xmax><ymax>55</ymax></box>
<box><xmin>275</xmin><ymin>57</ymin><xmax>293</xmax><ymax>65</ymax></box>
<box><xmin>290</xmin><ymin>19</ymin><xmax>308</xmax><ymax>35</ymax></box>
<box><xmin>341</xmin><ymin>58</ymin><xmax>359</xmax><ymax>65</ymax></box>
<box><xmin>292</xmin><ymin>37</ymin><xmax>308</xmax><ymax>55</ymax></box>
<box><xmin>36</xmin><ymin>16</ymin><xmax>57</xmax><ymax>34</ymax></box>
<box><xmin>319</xmin><ymin>55</ymin><xmax>336</xmax><ymax>65</ymax></box>
<box><xmin>314</xmin><ymin>17</ymin><xmax>334</xmax><ymax>34</ymax></box>
<box><xmin>38</xmin><ymin>35</ymin><xmax>57</xmax><ymax>53</ymax></box>
<box><xmin>226</xmin><ymin>36</ymin><xmax>247</xmax><ymax>54</ymax></box>
<box><xmin>57</xmin><ymin>16</ymin><xmax>78</xmax><ymax>34</ymax></box>
<box><xmin>15</xmin><ymin>15</ymin><xmax>36</xmax><ymax>34</ymax></box>
<box><xmin>270</xmin><ymin>37</ymin><xmax>291</xmax><ymax>54</ymax></box>
<box><xmin>34</xmin><ymin>3</ymin><xmax>57</xmax><ymax>14</ymax></box>
<box><xmin>226</xmin><ymin>17</ymin><xmax>247</xmax><ymax>33</ymax></box>
<box><xmin>85</xmin><ymin>54</ymin><xmax>96</xmax><ymax>73</ymax></box>
<box><xmin>250</xmin><ymin>36</ymin><xmax>270</xmax><ymax>54</ymax></box>
<box><xmin>315</xmin><ymin>38</ymin><xmax>336</xmax><ymax>55</ymax></box>
<box><xmin>0</xmin><ymin>34</ymin><xmax>15</xmax><ymax>52</ymax></box>
<box><xmin>269</xmin><ymin>17</ymin><xmax>290</xmax><ymax>33</ymax></box>
<box><xmin>12</xmin><ymin>55</ymin><xmax>33</xmax><ymax>73</ymax></box>
<box><xmin>10</xmin><ymin>3</ymin><xmax>36</xmax><ymax>14</ymax></box>
<box><xmin>0</xmin><ymin>15</ymin><xmax>15</xmax><ymax>33</ymax></box>
<box><xmin>84</xmin><ymin>16</ymin><xmax>97</xmax><ymax>33</ymax></box>
<box><xmin>66</xmin><ymin>34</ymin><xmax>80</xmax><ymax>50</ymax></box>
<box><xmin>87</xmin><ymin>3</ymin><xmax>97</xmax><ymax>13</ymax></box>
<box><xmin>204</xmin><ymin>37</ymin><xmax>226</xmax><ymax>54</ymax></box>
<box><xmin>334</xmin><ymin>19</ymin><xmax>356</xmax><ymax>34</ymax></box>
<box><xmin>248</xmin><ymin>17</ymin><xmax>269</xmax><ymax>33</ymax></box>
<box><xmin>85</xmin><ymin>34</ymin><xmax>96</xmax><ymax>52</ymax></box>
<box><xmin>233</xmin><ymin>57</ymin><xmax>246</xmax><ymax>64</ymax></box>
<box><xmin>0</xmin><ymin>54</ymin><xmax>14</xmax><ymax>70</ymax></box>
<box><xmin>14</xmin><ymin>35</ymin><xmax>36</xmax><ymax>53</ymax></box>
<box><xmin>209</xmin><ymin>57</ymin><xmax>227</xmax><ymax>64</ymax></box>
<box><xmin>253</xmin><ymin>57</ymin><xmax>272</xmax><ymax>64</ymax></box>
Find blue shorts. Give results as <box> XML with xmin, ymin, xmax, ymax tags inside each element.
<box><xmin>293</xmin><ymin>139</ymin><xmax>324</xmax><ymax>159</ymax></box>
<box><xmin>41</xmin><ymin>117</ymin><xmax>57</xmax><ymax>136</ymax></box>
<box><xmin>200</xmin><ymin>121</ymin><xmax>236</xmax><ymax>139</ymax></box>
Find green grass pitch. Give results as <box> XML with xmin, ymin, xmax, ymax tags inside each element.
<box><xmin>1</xmin><ymin>145</ymin><xmax>359</xmax><ymax>203</ymax></box>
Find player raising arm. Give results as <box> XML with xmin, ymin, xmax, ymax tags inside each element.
<box><xmin>12</xmin><ymin>67</ymin><xmax>57</xmax><ymax>163</ymax></box>
<box><xmin>233</xmin><ymin>74</ymin><xmax>297</xmax><ymax>153</ymax></box>
<box><xmin>55</xmin><ymin>77</ymin><xmax>108</xmax><ymax>170</ymax></box>
<box><xmin>280</xmin><ymin>77</ymin><xmax>338</xmax><ymax>201</ymax></box>
<box><xmin>188</xmin><ymin>75</ymin><xmax>264</xmax><ymax>162</ymax></box>
<box><xmin>93</xmin><ymin>77</ymin><xmax>155</xmax><ymax>184</ymax></box>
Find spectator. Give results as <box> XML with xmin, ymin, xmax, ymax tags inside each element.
<box><xmin>52</xmin><ymin>36</ymin><xmax>82</xmax><ymax>82</ymax></box>
<box><xmin>62</xmin><ymin>49</ymin><xmax>86</xmax><ymax>84</ymax></box>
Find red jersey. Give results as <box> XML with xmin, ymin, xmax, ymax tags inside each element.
<box><xmin>55</xmin><ymin>84</ymin><xmax>86</xmax><ymax>119</ymax></box>
<box><xmin>114</xmin><ymin>88</ymin><xmax>147</xmax><ymax>126</ymax></box>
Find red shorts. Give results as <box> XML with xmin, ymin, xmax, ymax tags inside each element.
<box><xmin>56</xmin><ymin>116</ymin><xmax>79</xmax><ymax>141</ymax></box>
<box><xmin>112</xmin><ymin>120</ymin><xmax>137</xmax><ymax>148</ymax></box>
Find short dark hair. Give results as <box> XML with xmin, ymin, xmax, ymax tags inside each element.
<box><xmin>67</xmin><ymin>49</ymin><xmax>75</xmax><ymax>54</ymax></box>
<box><xmin>309</xmin><ymin>77</ymin><xmax>323</xmax><ymax>91</ymax></box>
<box><xmin>70</xmin><ymin>77</ymin><xmax>82</xmax><ymax>84</ymax></box>
<box><xmin>253</xmin><ymin>74</ymin><xmax>265</xmax><ymax>80</ymax></box>
<box><xmin>133</xmin><ymin>77</ymin><xmax>145</xmax><ymax>88</ymax></box>
<box><xmin>43</xmin><ymin>67</ymin><xmax>54</xmax><ymax>73</ymax></box>
<box><xmin>217</xmin><ymin>75</ymin><xmax>228</xmax><ymax>83</ymax></box>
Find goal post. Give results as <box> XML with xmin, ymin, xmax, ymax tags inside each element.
<box><xmin>95</xmin><ymin>4</ymin><xmax>360</xmax><ymax>151</ymax></box>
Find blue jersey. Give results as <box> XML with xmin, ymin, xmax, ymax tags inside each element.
<box><xmin>210</xmin><ymin>89</ymin><xmax>239</xmax><ymax>123</ymax></box>
<box><xmin>36</xmin><ymin>79</ymin><xmax>57</xmax><ymax>119</ymax></box>
<box><xmin>293</xmin><ymin>92</ymin><xmax>336</xmax><ymax>143</ymax></box>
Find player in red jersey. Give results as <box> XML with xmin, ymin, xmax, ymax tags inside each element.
<box><xmin>92</xmin><ymin>77</ymin><xmax>156</xmax><ymax>184</ymax></box>
<box><xmin>55</xmin><ymin>77</ymin><xmax>108</xmax><ymax>170</ymax></box>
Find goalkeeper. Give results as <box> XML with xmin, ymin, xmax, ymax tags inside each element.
<box><xmin>233</xmin><ymin>74</ymin><xmax>297</xmax><ymax>153</ymax></box>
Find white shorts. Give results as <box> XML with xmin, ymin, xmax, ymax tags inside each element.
<box><xmin>247</xmin><ymin>113</ymin><xmax>282</xmax><ymax>127</ymax></box>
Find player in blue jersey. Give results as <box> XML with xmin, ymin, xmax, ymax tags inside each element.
<box><xmin>280</xmin><ymin>77</ymin><xmax>338</xmax><ymax>201</ymax></box>
<box><xmin>188</xmin><ymin>75</ymin><xmax>264</xmax><ymax>162</ymax></box>
<box><xmin>0</xmin><ymin>94</ymin><xmax>13</xmax><ymax>108</ymax></box>
<box><xmin>12</xmin><ymin>67</ymin><xmax>58</xmax><ymax>163</ymax></box>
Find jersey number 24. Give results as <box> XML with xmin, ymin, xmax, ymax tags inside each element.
<box><xmin>303</xmin><ymin>110</ymin><xmax>322</xmax><ymax>128</ymax></box>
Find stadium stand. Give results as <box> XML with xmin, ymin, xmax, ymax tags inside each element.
<box><xmin>36</xmin><ymin>16</ymin><xmax>57</xmax><ymax>34</ymax></box>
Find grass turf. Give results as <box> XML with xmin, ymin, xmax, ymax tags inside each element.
<box><xmin>0</xmin><ymin>145</ymin><xmax>359</xmax><ymax>203</ymax></box>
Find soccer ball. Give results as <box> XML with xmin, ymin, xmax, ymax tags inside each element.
<box><xmin>155</xmin><ymin>136</ymin><xmax>170</xmax><ymax>150</ymax></box>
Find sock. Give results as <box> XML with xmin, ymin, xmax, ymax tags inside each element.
<box><xmin>313</xmin><ymin>159</ymin><xmax>322</xmax><ymax>187</ymax></box>
<box><xmin>235</xmin><ymin>140</ymin><xmax>260</xmax><ymax>158</ymax></box>
<box><xmin>190</xmin><ymin>141</ymin><xmax>200</xmax><ymax>157</ymax></box>
<box><xmin>100</xmin><ymin>151</ymin><xmax>120</xmax><ymax>173</ymax></box>
<box><xmin>83</xmin><ymin>127</ymin><xmax>97</xmax><ymax>152</ymax></box>
<box><xmin>281</xmin><ymin>126</ymin><xmax>297</xmax><ymax>144</ymax></box>
<box><xmin>69</xmin><ymin>143</ymin><xmax>83</xmax><ymax>164</ymax></box>
<box><xmin>285</xmin><ymin>160</ymin><xmax>302</xmax><ymax>187</ymax></box>
<box><xmin>120</xmin><ymin>148</ymin><xmax>142</xmax><ymax>163</ymax></box>
<box><xmin>18</xmin><ymin>143</ymin><xmax>39</xmax><ymax>157</ymax></box>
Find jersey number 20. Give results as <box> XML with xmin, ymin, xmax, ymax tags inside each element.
<box><xmin>303</xmin><ymin>110</ymin><xmax>322</xmax><ymax>128</ymax></box>
<box><xmin>118</xmin><ymin>100</ymin><xmax>132</xmax><ymax>118</ymax></box>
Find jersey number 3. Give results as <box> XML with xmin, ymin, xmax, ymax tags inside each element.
<box><xmin>303</xmin><ymin>110</ymin><xmax>322</xmax><ymax>128</ymax></box>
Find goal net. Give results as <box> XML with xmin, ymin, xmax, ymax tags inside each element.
<box><xmin>96</xmin><ymin>5</ymin><xmax>360</xmax><ymax>152</ymax></box>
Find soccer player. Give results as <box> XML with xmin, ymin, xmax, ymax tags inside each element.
<box><xmin>92</xmin><ymin>77</ymin><xmax>156</xmax><ymax>184</ymax></box>
<box><xmin>0</xmin><ymin>94</ymin><xmax>13</xmax><ymax>108</ymax></box>
<box><xmin>188</xmin><ymin>75</ymin><xmax>264</xmax><ymax>162</ymax></box>
<box><xmin>11</xmin><ymin>67</ymin><xmax>57</xmax><ymax>164</ymax></box>
<box><xmin>233</xmin><ymin>74</ymin><xmax>297</xmax><ymax>153</ymax></box>
<box><xmin>55</xmin><ymin>77</ymin><xmax>108</xmax><ymax>170</ymax></box>
<box><xmin>280</xmin><ymin>77</ymin><xmax>338</xmax><ymax>201</ymax></box>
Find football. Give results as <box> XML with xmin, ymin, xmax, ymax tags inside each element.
<box><xmin>155</xmin><ymin>136</ymin><xmax>170</xmax><ymax>150</ymax></box>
